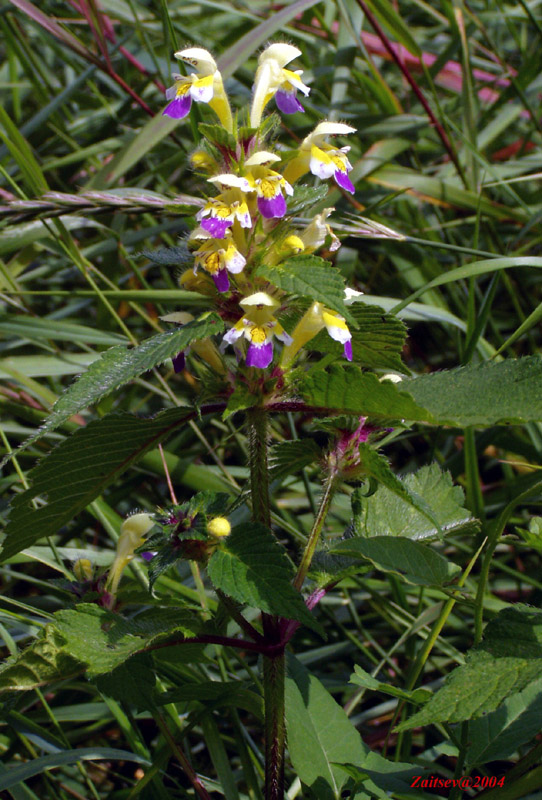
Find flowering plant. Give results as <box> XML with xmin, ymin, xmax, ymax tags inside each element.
<box><xmin>3</xmin><ymin>30</ymin><xmax>540</xmax><ymax>800</ymax></box>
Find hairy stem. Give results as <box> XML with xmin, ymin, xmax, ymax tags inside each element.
<box><xmin>293</xmin><ymin>471</ymin><xmax>337</xmax><ymax>591</ymax></box>
<box><xmin>247</xmin><ymin>407</ymin><xmax>271</xmax><ymax>528</ymax></box>
<box><xmin>247</xmin><ymin>407</ymin><xmax>285</xmax><ymax>799</ymax></box>
<box><xmin>263</xmin><ymin>651</ymin><xmax>286</xmax><ymax>800</ymax></box>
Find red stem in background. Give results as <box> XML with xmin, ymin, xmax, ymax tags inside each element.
<box><xmin>352</xmin><ymin>0</ymin><xmax>466</xmax><ymax>181</ymax></box>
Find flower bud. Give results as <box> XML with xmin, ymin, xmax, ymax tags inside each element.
<box><xmin>73</xmin><ymin>558</ymin><xmax>93</xmax><ymax>582</ymax></box>
<box><xmin>207</xmin><ymin>517</ymin><xmax>231</xmax><ymax>538</ymax></box>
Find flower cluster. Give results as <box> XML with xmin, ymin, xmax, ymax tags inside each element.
<box><xmin>162</xmin><ymin>43</ymin><xmax>361</xmax><ymax>371</ymax></box>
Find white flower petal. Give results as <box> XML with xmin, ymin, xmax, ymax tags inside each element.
<box><xmin>326</xmin><ymin>323</ymin><xmax>351</xmax><ymax>344</ymax></box>
<box><xmin>190</xmin><ymin>82</ymin><xmax>214</xmax><ymax>103</ymax></box>
<box><xmin>175</xmin><ymin>47</ymin><xmax>217</xmax><ymax>74</ymax></box>
<box><xmin>225</xmin><ymin>250</ymin><xmax>246</xmax><ymax>274</ymax></box>
<box><xmin>240</xmin><ymin>292</ymin><xmax>279</xmax><ymax>309</ymax></box>
<box><xmin>245</xmin><ymin>151</ymin><xmax>281</xmax><ymax>166</ymax></box>
<box><xmin>309</xmin><ymin>154</ymin><xmax>336</xmax><ymax>180</ymax></box>
<box><xmin>259</xmin><ymin>43</ymin><xmax>301</xmax><ymax>68</ymax></box>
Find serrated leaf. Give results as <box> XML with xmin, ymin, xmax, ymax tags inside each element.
<box><xmin>255</xmin><ymin>255</ymin><xmax>356</xmax><ymax>326</ymax></box>
<box><xmin>309</xmin><ymin>303</ymin><xmax>408</xmax><ymax>373</ymax></box>
<box><xmin>287</xmin><ymin>183</ymin><xmax>330</xmax><ymax>215</ymax></box>
<box><xmin>331</xmin><ymin>537</ymin><xmax>460</xmax><ymax>586</ymax></box>
<box><xmin>6</xmin><ymin>314</ymin><xmax>223</xmax><ymax>460</ymax></box>
<box><xmin>207</xmin><ymin>524</ymin><xmax>321</xmax><ymax>633</ymax></box>
<box><xmin>350</xmin><ymin>665</ymin><xmax>431</xmax><ymax>705</ymax></box>
<box><xmin>54</xmin><ymin>604</ymin><xmax>199</xmax><ymax>677</ymax></box>
<box><xmin>357</xmin><ymin>445</ymin><xmax>442</xmax><ymax>533</ymax></box>
<box><xmin>301</xmin><ymin>364</ymin><xmax>430</xmax><ymax>422</ymax></box>
<box><xmin>198</xmin><ymin>123</ymin><xmax>237</xmax><ymax>150</ymax></box>
<box><xmin>0</xmin><ymin>407</ymin><xmax>196</xmax><ymax>561</ymax></box>
<box><xmin>96</xmin><ymin>654</ymin><xmax>156</xmax><ymax>712</ymax></box>
<box><xmin>396</xmin><ymin>605</ymin><xmax>542</xmax><ymax>731</ymax></box>
<box><xmin>285</xmin><ymin>655</ymin><xmax>416</xmax><ymax>800</ymax></box>
<box><xmin>0</xmin><ymin>627</ymin><xmax>83</xmax><ymax>693</ymax></box>
<box><xmin>269</xmin><ymin>439</ymin><xmax>320</xmax><ymax>482</ymax></box>
<box><xmin>466</xmin><ymin>677</ymin><xmax>542</xmax><ymax>767</ymax></box>
<box><xmin>354</xmin><ymin>464</ymin><xmax>479</xmax><ymax>541</ymax></box>
<box><xmin>223</xmin><ymin>384</ymin><xmax>258</xmax><ymax>420</ymax></box>
<box><xmin>402</xmin><ymin>356</ymin><xmax>542</xmax><ymax>426</ymax></box>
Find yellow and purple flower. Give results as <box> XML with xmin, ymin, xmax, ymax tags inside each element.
<box><xmin>221</xmin><ymin>292</ymin><xmax>292</xmax><ymax>369</ymax></box>
<box><xmin>284</xmin><ymin>121</ymin><xmax>357</xmax><ymax>194</ymax></box>
<box><xmin>192</xmin><ymin>231</ymin><xmax>246</xmax><ymax>292</ymax></box>
<box><xmin>209</xmin><ymin>152</ymin><xmax>293</xmax><ymax>220</ymax></box>
<box><xmin>196</xmin><ymin>189</ymin><xmax>251</xmax><ymax>237</ymax></box>
<box><xmin>163</xmin><ymin>47</ymin><xmax>232</xmax><ymax>131</ymax></box>
<box><xmin>251</xmin><ymin>43</ymin><xmax>310</xmax><ymax>126</ymax></box>
<box><xmin>280</xmin><ymin>300</ymin><xmax>353</xmax><ymax>367</ymax></box>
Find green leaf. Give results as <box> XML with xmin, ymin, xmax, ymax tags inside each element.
<box><xmin>353</xmin><ymin>464</ymin><xmax>479</xmax><ymax>541</ymax></box>
<box><xmin>96</xmin><ymin>654</ymin><xmax>156</xmax><ymax>712</ymax></box>
<box><xmin>285</xmin><ymin>655</ymin><xmax>416</xmax><ymax>800</ymax></box>
<box><xmin>54</xmin><ymin>604</ymin><xmax>199</xmax><ymax>677</ymax></box>
<box><xmin>269</xmin><ymin>439</ymin><xmax>320</xmax><ymax>482</ymax></box>
<box><xmin>350</xmin><ymin>665</ymin><xmax>431</xmax><ymax>705</ymax></box>
<box><xmin>198</xmin><ymin>123</ymin><xmax>237</xmax><ymax>150</ymax></box>
<box><xmin>466</xmin><ymin>677</ymin><xmax>542</xmax><ymax>767</ymax></box>
<box><xmin>0</xmin><ymin>407</ymin><xmax>197</xmax><ymax>561</ymax></box>
<box><xmin>207</xmin><ymin>524</ymin><xmax>321</xmax><ymax>633</ymax></box>
<box><xmin>357</xmin><ymin>445</ymin><xmax>442</xmax><ymax>533</ymax></box>
<box><xmin>287</xmin><ymin>183</ymin><xmax>330</xmax><ymax>215</ymax></box>
<box><xmin>309</xmin><ymin>303</ymin><xmax>408</xmax><ymax>373</ymax></box>
<box><xmin>223</xmin><ymin>384</ymin><xmax>258</xmax><ymax>420</ymax></box>
<box><xmin>6</xmin><ymin>314</ymin><xmax>224</xmax><ymax>459</ymax></box>
<box><xmin>0</xmin><ymin>627</ymin><xmax>82</xmax><ymax>693</ymax></box>
<box><xmin>402</xmin><ymin>356</ymin><xmax>542</xmax><ymax>426</ymax></box>
<box><xmin>255</xmin><ymin>255</ymin><xmax>356</xmax><ymax>326</ymax></box>
<box><xmin>301</xmin><ymin>364</ymin><xmax>429</xmax><ymax>421</ymax></box>
<box><xmin>396</xmin><ymin>605</ymin><xmax>542</xmax><ymax>730</ymax></box>
<box><xmin>331</xmin><ymin>536</ymin><xmax>460</xmax><ymax>586</ymax></box>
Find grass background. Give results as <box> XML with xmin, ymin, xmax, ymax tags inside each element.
<box><xmin>1</xmin><ymin>0</ymin><xmax>542</xmax><ymax>797</ymax></box>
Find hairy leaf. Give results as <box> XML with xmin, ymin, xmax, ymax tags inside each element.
<box><xmin>0</xmin><ymin>627</ymin><xmax>82</xmax><ymax>693</ymax></box>
<box><xmin>0</xmin><ymin>407</ymin><xmax>200</xmax><ymax>561</ymax></box>
<box><xmin>269</xmin><ymin>439</ymin><xmax>321</xmax><ymax>482</ymax></box>
<box><xmin>255</xmin><ymin>255</ymin><xmax>356</xmax><ymax>326</ymax></box>
<box><xmin>403</xmin><ymin>356</ymin><xmax>542</xmax><ymax>426</ymax></box>
<box><xmin>54</xmin><ymin>604</ymin><xmax>199</xmax><ymax>677</ymax></box>
<box><xmin>357</xmin><ymin>445</ymin><xmax>441</xmax><ymax>532</ymax></box>
<box><xmin>330</xmin><ymin>537</ymin><xmax>460</xmax><ymax>586</ymax></box>
<box><xmin>286</xmin><ymin>655</ymin><xmax>416</xmax><ymax>799</ymax></box>
<box><xmin>5</xmin><ymin>314</ymin><xmax>223</xmax><ymax>460</ymax></box>
<box><xmin>207</xmin><ymin>524</ymin><xmax>320</xmax><ymax>633</ymax></box>
<box><xmin>396</xmin><ymin>605</ymin><xmax>542</xmax><ymax>730</ymax></box>
<box><xmin>353</xmin><ymin>464</ymin><xmax>479</xmax><ymax>541</ymax></box>
<box><xmin>300</xmin><ymin>364</ymin><xmax>429</xmax><ymax>421</ymax></box>
<box><xmin>466</xmin><ymin>677</ymin><xmax>542</xmax><ymax>767</ymax></box>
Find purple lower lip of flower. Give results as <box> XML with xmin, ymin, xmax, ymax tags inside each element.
<box><xmin>163</xmin><ymin>93</ymin><xmax>192</xmax><ymax>119</ymax></box>
<box><xmin>275</xmin><ymin>90</ymin><xmax>305</xmax><ymax>114</ymax></box>
<box><xmin>258</xmin><ymin>193</ymin><xmax>287</xmax><ymax>219</ymax></box>
<box><xmin>334</xmin><ymin>169</ymin><xmax>355</xmax><ymax>194</ymax></box>
<box><xmin>246</xmin><ymin>340</ymin><xmax>273</xmax><ymax>368</ymax></box>
<box><xmin>343</xmin><ymin>340</ymin><xmax>353</xmax><ymax>361</ymax></box>
<box><xmin>140</xmin><ymin>551</ymin><xmax>154</xmax><ymax>562</ymax></box>
<box><xmin>212</xmin><ymin>268</ymin><xmax>230</xmax><ymax>293</ymax></box>
<box><xmin>172</xmin><ymin>351</ymin><xmax>186</xmax><ymax>373</ymax></box>
<box><xmin>201</xmin><ymin>217</ymin><xmax>231</xmax><ymax>237</ymax></box>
